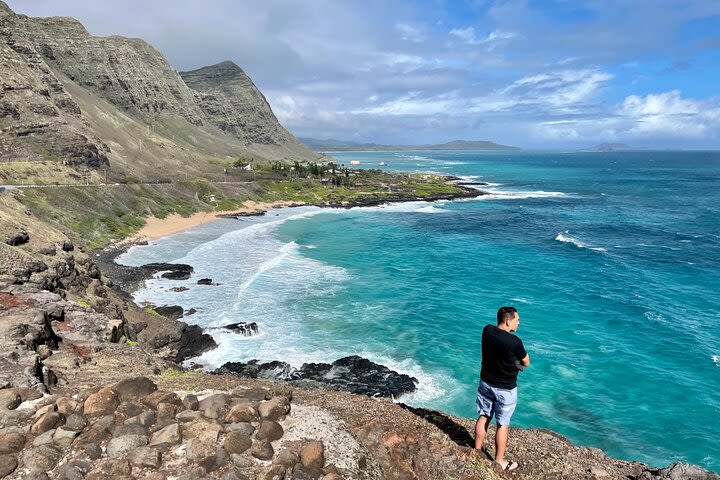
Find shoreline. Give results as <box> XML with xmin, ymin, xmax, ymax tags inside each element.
<box><xmin>121</xmin><ymin>200</ymin><xmax>299</xmax><ymax>246</ymax></box>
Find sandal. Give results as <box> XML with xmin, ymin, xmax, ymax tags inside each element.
<box><xmin>495</xmin><ymin>460</ymin><xmax>519</xmax><ymax>471</ymax></box>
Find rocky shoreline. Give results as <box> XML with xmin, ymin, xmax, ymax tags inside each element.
<box><xmin>2</xmin><ymin>191</ymin><xmax>719</xmax><ymax>479</ymax></box>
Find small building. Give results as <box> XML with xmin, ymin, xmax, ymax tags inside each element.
<box><xmin>350</xmin><ymin>160</ymin><xmax>361</xmax><ymax>165</ymax></box>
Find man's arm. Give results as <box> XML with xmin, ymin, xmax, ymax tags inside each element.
<box><xmin>520</xmin><ymin>354</ymin><xmax>530</xmax><ymax>367</ymax></box>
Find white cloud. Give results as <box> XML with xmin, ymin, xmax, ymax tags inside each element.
<box><xmin>449</xmin><ymin>27</ymin><xmax>516</xmax><ymax>48</ymax></box>
<box><xmin>534</xmin><ymin>90</ymin><xmax>720</xmax><ymax>141</ymax></box>
<box><xmin>357</xmin><ymin>68</ymin><xmax>613</xmax><ymax>116</ymax></box>
<box><xmin>395</xmin><ymin>23</ymin><xmax>425</xmax><ymax>43</ymax></box>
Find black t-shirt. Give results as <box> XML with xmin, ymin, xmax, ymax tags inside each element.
<box><xmin>480</xmin><ymin>324</ymin><xmax>527</xmax><ymax>389</ymax></box>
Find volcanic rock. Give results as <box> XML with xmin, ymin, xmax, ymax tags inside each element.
<box><xmin>222</xmin><ymin>322</ymin><xmax>259</xmax><ymax>336</ymax></box>
<box><xmin>154</xmin><ymin>305</ymin><xmax>184</xmax><ymax>320</ymax></box>
<box><xmin>112</xmin><ymin>376</ymin><xmax>157</xmax><ymax>401</ymax></box>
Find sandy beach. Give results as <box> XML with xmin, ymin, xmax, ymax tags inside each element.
<box><xmin>126</xmin><ymin>200</ymin><xmax>297</xmax><ymax>243</ymax></box>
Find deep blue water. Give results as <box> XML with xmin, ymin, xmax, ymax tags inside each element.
<box><xmin>120</xmin><ymin>151</ymin><xmax>720</xmax><ymax>471</ymax></box>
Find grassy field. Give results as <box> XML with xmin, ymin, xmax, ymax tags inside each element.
<box><xmin>17</xmin><ymin>166</ymin><xmax>468</xmax><ymax>250</ymax></box>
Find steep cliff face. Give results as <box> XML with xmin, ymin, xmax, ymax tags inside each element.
<box><xmin>180</xmin><ymin>61</ymin><xmax>307</xmax><ymax>151</ymax></box>
<box><xmin>0</xmin><ymin>5</ymin><xmax>109</xmax><ymax>168</ymax></box>
<box><xmin>0</xmin><ymin>0</ymin><xmax>316</xmax><ymax>183</ymax></box>
<box><xmin>14</xmin><ymin>13</ymin><xmax>207</xmax><ymax>126</ymax></box>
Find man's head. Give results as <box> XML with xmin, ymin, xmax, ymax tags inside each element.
<box><xmin>497</xmin><ymin>306</ymin><xmax>520</xmax><ymax>332</ymax></box>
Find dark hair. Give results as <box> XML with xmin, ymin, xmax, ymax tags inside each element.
<box><xmin>497</xmin><ymin>306</ymin><xmax>517</xmax><ymax>324</ymax></box>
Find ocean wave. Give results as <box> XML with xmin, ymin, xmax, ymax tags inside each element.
<box><xmin>395</xmin><ymin>154</ymin><xmax>432</xmax><ymax>161</ymax></box>
<box><xmin>236</xmin><ymin>241</ymin><xmax>299</xmax><ymax>297</ymax></box>
<box><xmin>416</xmin><ymin>205</ymin><xmax>447</xmax><ymax>214</ymax></box>
<box><xmin>458</xmin><ymin>187</ymin><xmax>569</xmax><ymax>199</ymax></box>
<box><xmin>510</xmin><ymin>297</ymin><xmax>531</xmax><ymax>304</ymax></box>
<box><xmin>555</xmin><ymin>231</ymin><xmax>607</xmax><ymax>252</ymax></box>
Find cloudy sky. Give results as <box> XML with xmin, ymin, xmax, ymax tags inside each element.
<box><xmin>8</xmin><ymin>0</ymin><xmax>720</xmax><ymax>148</ymax></box>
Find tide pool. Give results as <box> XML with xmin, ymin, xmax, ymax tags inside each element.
<box><xmin>120</xmin><ymin>151</ymin><xmax>720</xmax><ymax>471</ymax></box>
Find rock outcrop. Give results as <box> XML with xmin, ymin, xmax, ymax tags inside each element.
<box><xmin>0</xmin><ymin>5</ymin><xmax>110</xmax><ymax>167</ymax></box>
<box><xmin>216</xmin><ymin>356</ymin><xmax>419</xmax><ymax>399</ymax></box>
<box><xmin>1</xmin><ymin>0</ymin><xmax>317</xmax><ymax>184</ymax></box>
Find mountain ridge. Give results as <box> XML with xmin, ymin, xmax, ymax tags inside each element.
<box><xmin>300</xmin><ymin>137</ymin><xmax>521</xmax><ymax>152</ymax></box>
<box><xmin>0</xmin><ymin>0</ymin><xmax>317</xmax><ymax>184</ymax></box>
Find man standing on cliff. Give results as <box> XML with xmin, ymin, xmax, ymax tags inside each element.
<box><xmin>475</xmin><ymin>306</ymin><xmax>530</xmax><ymax>471</ymax></box>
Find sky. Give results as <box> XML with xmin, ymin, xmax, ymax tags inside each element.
<box><xmin>8</xmin><ymin>0</ymin><xmax>720</xmax><ymax>148</ymax></box>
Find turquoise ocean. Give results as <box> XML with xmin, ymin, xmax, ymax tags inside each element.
<box><xmin>119</xmin><ymin>151</ymin><xmax>720</xmax><ymax>471</ymax></box>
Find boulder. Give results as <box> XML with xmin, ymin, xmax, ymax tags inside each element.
<box><xmin>112</xmin><ymin>377</ymin><xmax>157</xmax><ymax>401</ymax></box>
<box><xmin>182</xmin><ymin>393</ymin><xmax>199</xmax><ymax>411</ymax></box>
<box><xmin>657</xmin><ymin>462</ymin><xmax>719</xmax><ymax>480</ymax></box>
<box><xmin>198</xmin><ymin>393</ymin><xmax>228</xmax><ymax>411</ymax></box>
<box><xmin>184</xmin><ymin>420</ymin><xmax>220</xmax><ymax>462</ymax></box>
<box><xmin>125</xmin><ymin>410</ymin><xmax>156</xmax><ymax>428</ymax></box>
<box><xmin>221</xmin><ymin>468</ymin><xmax>251</xmax><ymax>480</ymax></box>
<box><xmin>225</xmin><ymin>422</ymin><xmax>255</xmax><ymax>436</ymax></box>
<box><xmin>64</xmin><ymin>413</ymin><xmax>87</xmax><ymax>432</ymax></box>
<box><xmin>273</xmin><ymin>449</ymin><xmax>299</xmax><ymax>467</ymax></box>
<box><xmin>32</xmin><ymin>429</ymin><xmax>55</xmax><ymax>447</ymax></box>
<box><xmin>128</xmin><ymin>446</ymin><xmax>161</xmax><ymax>468</ymax></box>
<box><xmin>251</xmin><ymin>440</ymin><xmax>274</xmax><ymax>461</ymax></box>
<box><xmin>52</xmin><ymin>427</ymin><xmax>79</xmax><ymax>447</ymax></box>
<box><xmin>142</xmin><ymin>390</ymin><xmax>181</xmax><ymax>409</ymax></box>
<box><xmin>0</xmin><ymin>432</ymin><xmax>25</xmax><ymax>454</ymax></box>
<box><xmin>222</xmin><ymin>322</ymin><xmax>259</xmax><ymax>336</ymax></box>
<box><xmin>197</xmin><ymin>278</ymin><xmax>214</xmax><ymax>285</ymax></box>
<box><xmin>106</xmin><ymin>434</ymin><xmax>148</xmax><ymax>458</ymax></box>
<box><xmin>30</xmin><ymin>412</ymin><xmax>64</xmax><ymax>435</ymax></box>
<box><xmin>232</xmin><ymin>387</ymin><xmax>271</xmax><ymax>402</ymax></box>
<box><xmin>300</xmin><ymin>441</ymin><xmax>325</xmax><ymax>471</ymax></box>
<box><xmin>154</xmin><ymin>305</ymin><xmax>184</xmax><ymax>320</ymax></box>
<box><xmin>0</xmin><ymin>455</ymin><xmax>18</xmax><ymax>478</ymax></box>
<box><xmin>55</xmin><ymin>397</ymin><xmax>80</xmax><ymax>416</ymax></box>
<box><xmin>258</xmin><ymin>397</ymin><xmax>290</xmax><ymax>421</ymax></box>
<box><xmin>176</xmin><ymin>410</ymin><xmax>202</xmax><ymax>423</ymax></box>
<box><xmin>256</xmin><ymin>420</ymin><xmax>284</xmax><ymax>442</ymax></box>
<box><xmin>83</xmin><ymin>387</ymin><xmax>119</xmax><ymax>416</ymax></box>
<box><xmin>156</xmin><ymin>402</ymin><xmax>177</xmax><ymax>419</ymax></box>
<box><xmin>22</xmin><ymin>444</ymin><xmax>63</xmax><ymax>473</ymax></box>
<box><xmin>223</xmin><ymin>430</ymin><xmax>252</xmax><ymax>454</ymax></box>
<box><xmin>174</xmin><ymin>324</ymin><xmax>217</xmax><ymax>362</ymax></box>
<box><xmin>6</xmin><ymin>229</ymin><xmax>29</xmax><ymax>246</ymax></box>
<box><xmin>149</xmin><ymin>423</ymin><xmax>181</xmax><ymax>447</ymax></box>
<box><xmin>0</xmin><ymin>390</ymin><xmax>21</xmax><ymax>410</ymax></box>
<box><xmin>224</xmin><ymin>403</ymin><xmax>258</xmax><ymax>423</ymax></box>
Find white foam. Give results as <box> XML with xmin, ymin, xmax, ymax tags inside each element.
<box><xmin>236</xmin><ymin>241</ymin><xmax>299</xmax><ymax>297</ymax></box>
<box><xmin>555</xmin><ymin>231</ymin><xmax>607</xmax><ymax>252</ymax></box>
<box><xmin>510</xmin><ymin>297</ymin><xmax>531</xmax><ymax>304</ymax></box>
<box><xmin>416</xmin><ymin>205</ymin><xmax>447</xmax><ymax>214</ymax></box>
<box><xmin>711</xmin><ymin>355</ymin><xmax>719</xmax><ymax>367</ymax></box>
<box><xmin>456</xmin><ymin>187</ymin><xmax>569</xmax><ymax>200</ymax></box>
<box><xmin>395</xmin><ymin>154</ymin><xmax>432</xmax><ymax>161</ymax></box>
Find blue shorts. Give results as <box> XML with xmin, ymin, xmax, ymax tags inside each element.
<box><xmin>476</xmin><ymin>380</ymin><xmax>517</xmax><ymax>426</ymax></box>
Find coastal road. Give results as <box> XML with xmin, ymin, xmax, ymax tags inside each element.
<box><xmin>0</xmin><ymin>180</ymin><xmax>255</xmax><ymax>190</ymax></box>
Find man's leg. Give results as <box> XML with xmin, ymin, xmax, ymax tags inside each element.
<box><xmin>474</xmin><ymin>415</ymin><xmax>491</xmax><ymax>449</ymax></box>
<box><xmin>494</xmin><ymin>424</ymin><xmax>509</xmax><ymax>465</ymax></box>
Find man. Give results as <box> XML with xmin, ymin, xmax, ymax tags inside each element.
<box><xmin>475</xmin><ymin>306</ymin><xmax>530</xmax><ymax>471</ymax></box>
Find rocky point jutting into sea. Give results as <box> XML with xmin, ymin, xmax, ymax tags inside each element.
<box><xmin>0</xmin><ymin>1</ymin><xmax>718</xmax><ymax>479</ymax></box>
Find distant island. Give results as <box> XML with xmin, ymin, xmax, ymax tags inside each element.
<box><xmin>300</xmin><ymin>137</ymin><xmax>521</xmax><ymax>152</ymax></box>
<box><xmin>586</xmin><ymin>143</ymin><xmax>646</xmax><ymax>152</ymax></box>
